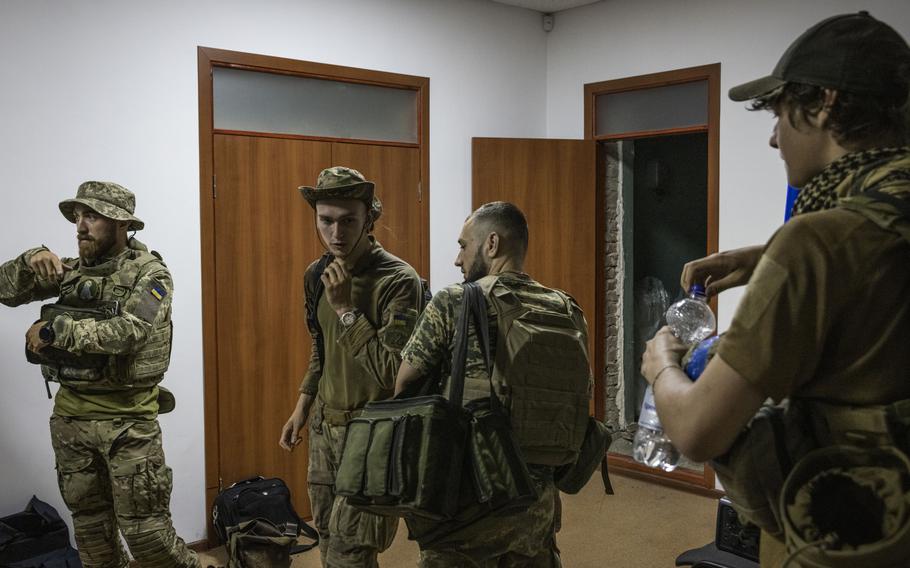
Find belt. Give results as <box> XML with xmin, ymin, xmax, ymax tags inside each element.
<box><xmin>320</xmin><ymin>405</ymin><xmax>363</xmax><ymax>426</ymax></box>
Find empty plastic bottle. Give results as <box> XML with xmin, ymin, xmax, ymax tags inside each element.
<box><xmin>633</xmin><ymin>284</ymin><xmax>716</xmax><ymax>471</ymax></box>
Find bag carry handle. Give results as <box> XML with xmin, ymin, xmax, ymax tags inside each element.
<box><xmin>289</xmin><ymin>520</ymin><xmax>319</xmax><ymax>554</ymax></box>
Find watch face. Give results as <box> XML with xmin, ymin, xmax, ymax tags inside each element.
<box><xmin>39</xmin><ymin>325</ymin><xmax>54</xmax><ymax>343</ymax></box>
<box><xmin>341</xmin><ymin>311</ymin><xmax>357</xmax><ymax>327</ymax></box>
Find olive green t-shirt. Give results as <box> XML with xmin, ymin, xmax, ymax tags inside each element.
<box><xmin>299</xmin><ymin>239</ymin><xmax>422</xmax><ymax>412</ymax></box>
<box><xmin>718</xmin><ymin>207</ymin><xmax>910</xmax><ymax>404</ymax></box>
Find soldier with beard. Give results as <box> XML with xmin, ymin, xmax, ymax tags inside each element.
<box><xmin>395</xmin><ymin>201</ymin><xmax>591</xmax><ymax>567</ymax></box>
<box><xmin>0</xmin><ymin>181</ymin><xmax>199</xmax><ymax>568</ymax></box>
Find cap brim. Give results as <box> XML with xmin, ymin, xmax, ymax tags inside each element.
<box><xmin>59</xmin><ymin>198</ymin><xmax>145</xmax><ymax>231</ymax></box>
<box><xmin>728</xmin><ymin>75</ymin><xmax>785</xmax><ymax>102</ymax></box>
<box><xmin>298</xmin><ymin>182</ymin><xmax>375</xmax><ymax>209</ymax></box>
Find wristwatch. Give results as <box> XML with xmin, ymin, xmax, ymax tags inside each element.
<box><xmin>339</xmin><ymin>310</ymin><xmax>360</xmax><ymax>328</ymax></box>
<box><xmin>38</xmin><ymin>321</ymin><xmax>55</xmax><ymax>344</ymax></box>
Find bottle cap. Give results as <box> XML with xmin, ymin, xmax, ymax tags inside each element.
<box><xmin>689</xmin><ymin>283</ymin><xmax>707</xmax><ymax>297</ymax></box>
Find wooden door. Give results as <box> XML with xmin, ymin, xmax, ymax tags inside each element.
<box><xmin>472</xmin><ymin>138</ymin><xmax>599</xmax><ymax>391</ymax></box>
<box><xmin>332</xmin><ymin>143</ymin><xmax>426</xmax><ymax>277</ymax></box>
<box><xmin>213</xmin><ymin>134</ymin><xmax>330</xmax><ymax>517</ymax></box>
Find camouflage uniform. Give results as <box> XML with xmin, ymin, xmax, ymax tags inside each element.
<box><xmin>0</xmin><ymin>181</ymin><xmax>199</xmax><ymax>568</ymax></box>
<box><xmin>401</xmin><ymin>271</ymin><xmax>588</xmax><ymax>567</ymax></box>
<box><xmin>298</xmin><ymin>167</ymin><xmax>422</xmax><ymax>567</ymax></box>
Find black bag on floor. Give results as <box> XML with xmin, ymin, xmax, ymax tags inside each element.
<box><xmin>211</xmin><ymin>477</ymin><xmax>318</xmax><ymax>555</ymax></box>
<box><xmin>0</xmin><ymin>496</ymin><xmax>81</xmax><ymax>568</ymax></box>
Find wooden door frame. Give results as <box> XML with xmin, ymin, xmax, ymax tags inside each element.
<box><xmin>197</xmin><ymin>47</ymin><xmax>431</xmax><ymax>532</ymax></box>
<box><xmin>584</xmin><ymin>63</ymin><xmax>722</xmax><ymax>497</ymax></box>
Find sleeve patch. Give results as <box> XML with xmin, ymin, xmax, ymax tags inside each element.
<box><xmin>133</xmin><ymin>279</ymin><xmax>167</xmax><ymax>324</ymax></box>
<box><xmin>732</xmin><ymin>255</ymin><xmax>788</xmax><ymax>328</ymax></box>
<box><xmin>379</xmin><ymin>308</ymin><xmax>418</xmax><ymax>350</ymax></box>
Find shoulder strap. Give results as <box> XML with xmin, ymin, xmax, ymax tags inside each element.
<box><xmin>305</xmin><ymin>254</ymin><xmax>333</xmax><ymax>367</ymax></box>
<box><xmin>449</xmin><ymin>282</ymin><xmax>501</xmax><ymax>410</ymax></box>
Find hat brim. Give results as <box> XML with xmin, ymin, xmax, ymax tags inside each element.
<box><xmin>59</xmin><ymin>198</ymin><xmax>145</xmax><ymax>231</ymax></box>
<box><xmin>728</xmin><ymin>75</ymin><xmax>786</xmax><ymax>102</ymax></box>
<box><xmin>298</xmin><ymin>182</ymin><xmax>375</xmax><ymax>209</ymax></box>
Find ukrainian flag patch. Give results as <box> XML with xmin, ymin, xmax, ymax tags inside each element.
<box><xmin>151</xmin><ymin>283</ymin><xmax>166</xmax><ymax>301</ymax></box>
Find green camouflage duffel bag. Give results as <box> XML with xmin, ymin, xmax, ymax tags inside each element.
<box><xmin>335</xmin><ymin>394</ymin><xmax>469</xmax><ymax>520</ymax></box>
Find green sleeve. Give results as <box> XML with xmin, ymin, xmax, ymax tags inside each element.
<box><xmin>337</xmin><ymin>271</ymin><xmax>423</xmax><ymax>390</ymax></box>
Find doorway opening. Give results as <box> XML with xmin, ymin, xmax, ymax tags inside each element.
<box><xmin>586</xmin><ymin>64</ymin><xmax>720</xmax><ymax>494</ymax></box>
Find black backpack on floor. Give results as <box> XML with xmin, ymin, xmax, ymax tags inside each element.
<box><xmin>0</xmin><ymin>496</ymin><xmax>81</xmax><ymax>568</ymax></box>
<box><xmin>211</xmin><ymin>477</ymin><xmax>318</xmax><ymax>557</ymax></box>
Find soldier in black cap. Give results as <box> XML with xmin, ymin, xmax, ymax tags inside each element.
<box><xmin>641</xmin><ymin>12</ymin><xmax>910</xmax><ymax>567</ymax></box>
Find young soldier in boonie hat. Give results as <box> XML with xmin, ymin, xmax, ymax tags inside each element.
<box><xmin>281</xmin><ymin>165</ymin><xmax>423</xmax><ymax>566</ymax></box>
<box><xmin>58</xmin><ymin>180</ymin><xmax>145</xmax><ymax>231</ymax></box>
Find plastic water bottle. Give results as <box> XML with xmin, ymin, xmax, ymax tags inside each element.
<box><xmin>633</xmin><ymin>284</ymin><xmax>716</xmax><ymax>471</ymax></box>
<box><xmin>665</xmin><ymin>284</ymin><xmax>716</xmax><ymax>345</ymax></box>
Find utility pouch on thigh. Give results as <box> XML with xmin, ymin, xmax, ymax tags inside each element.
<box><xmin>780</xmin><ymin>445</ymin><xmax>910</xmax><ymax>568</ymax></box>
<box><xmin>227</xmin><ymin>518</ymin><xmax>294</xmax><ymax>568</ymax></box>
<box><xmin>711</xmin><ymin>402</ymin><xmax>815</xmax><ymax>538</ymax></box>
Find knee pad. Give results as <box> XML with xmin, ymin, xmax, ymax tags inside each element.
<box><xmin>123</xmin><ymin>524</ymin><xmax>199</xmax><ymax>568</ymax></box>
<box><xmin>71</xmin><ymin>516</ymin><xmax>128</xmax><ymax>568</ymax></box>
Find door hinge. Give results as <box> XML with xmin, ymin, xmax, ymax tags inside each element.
<box><xmin>218</xmin><ymin>476</ymin><xmax>223</xmax><ymax>492</ymax></box>
<box><xmin>417</xmin><ymin>181</ymin><xmax>423</xmax><ymax>203</ymax></box>
<box><xmin>212</xmin><ymin>175</ymin><xmax>217</xmax><ymax>199</ymax></box>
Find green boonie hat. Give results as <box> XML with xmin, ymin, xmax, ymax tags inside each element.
<box><xmin>729</xmin><ymin>11</ymin><xmax>910</xmax><ymax>103</ymax></box>
<box><xmin>59</xmin><ymin>181</ymin><xmax>144</xmax><ymax>231</ymax></box>
<box><xmin>300</xmin><ymin>166</ymin><xmax>375</xmax><ymax>207</ymax></box>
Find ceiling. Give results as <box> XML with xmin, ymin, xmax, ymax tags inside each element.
<box><xmin>489</xmin><ymin>0</ymin><xmax>603</xmax><ymax>13</ymax></box>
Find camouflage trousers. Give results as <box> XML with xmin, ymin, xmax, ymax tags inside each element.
<box><xmin>418</xmin><ymin>465</ymin><xmax>561</xmax><ymax>568</ymax></box>
<box><xmin>308</xmin><ymin>406</ymin><xmax>398</xmax><ymax>567</ymax></box>
<box><xmin>49</xmin><ymin>415</ymin><xmax>200</xmax><ymax>568</ymax></box>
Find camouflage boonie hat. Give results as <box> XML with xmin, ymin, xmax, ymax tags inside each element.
<box><xmin>59</xmin><ymin>181</ymin><xmax>144</xmax><ymax>231</ymax></box>
<box><xmin>299</xmin><ymin>166</ymin><xmax>381</xmax><ymax>221</ymax></box>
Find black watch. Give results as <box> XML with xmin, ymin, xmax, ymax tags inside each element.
<box><xmin>38</xmin><ymin>321</ymin><xmax>55</xmax><ymax>344</ymax></box>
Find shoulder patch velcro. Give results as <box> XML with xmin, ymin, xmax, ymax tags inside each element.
<box><xmin>133</xmin><ymin>279</ymin><xmax>168</xmax><ymax>323</ymax></box>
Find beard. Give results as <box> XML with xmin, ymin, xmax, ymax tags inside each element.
<box><xmin>462</xmin><ymin>253</ymin><xmax>490</xmax><ymax>283</ymax></box>
<box><xmin>78</xmin><ymin>232</ymin><xmax>118</xmax><ymax>264</ymax></box>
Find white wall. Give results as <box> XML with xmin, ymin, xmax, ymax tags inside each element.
<box><xmin>0</xmin><ymin>0</ymin><xmax>547</xmax><ymax>542</ymax></box>
<box><xmin>546</xmin><ymin>0</ymin><xmax>910</xmax><ymax>330</ymax></box>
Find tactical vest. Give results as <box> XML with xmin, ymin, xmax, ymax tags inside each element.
<box><xmin>465</xmin><ymin>274</ymin><xmax>592</xmax><ymax>466</ymax></box>
<box><xmin>40</xmin><ymin>249</ymin><xmax>172</xmax><ymax>392</ymax></box>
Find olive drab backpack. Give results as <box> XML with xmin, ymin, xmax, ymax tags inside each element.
<box><xmin>476</xmin><ymin>274</ymin><xmax>591</xmax><ymax>466</ymax></box>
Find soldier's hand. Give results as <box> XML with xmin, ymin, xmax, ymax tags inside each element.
<box><xmin>28</xmin><ymin>250</ymin><xmax>71</xmax><ymax>283</ymax></box>
<box><xmin>641</xmin><ymin>326</ymin><xmax>688</xmax><ymax>385</ymax></box>
<box><xmin>279</xmin><ymin>393</ymin><xmax>314</xmax><ymax>452</ymax></box>
<box><xmin>25</xmin><ymin>321</ymin><xmax>50</xmax><ymax>353</ymax></box>
<box><xmin>680</xmin><ymin>245</ymin><xmax>763</xmax><ymax>297</ymax></box>
<box><xmin>321</xmin><ymin>259</ymin><xmax>354</xmax><ymax>316</ymax></box>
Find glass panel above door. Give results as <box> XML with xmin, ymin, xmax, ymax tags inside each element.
<box><xmin>595</xmin><ymin>80</ymin><xmax>707</xmax><ymax>136</ymax></box>
<box><xmin>214</xmin><ymin>67</ymin><xmax>419</xmax><ymax>144</ymax></box>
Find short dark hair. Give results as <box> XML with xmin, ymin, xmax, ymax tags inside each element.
<box><xmin>470</xmin><ymin>201</ymin><xmax>529</xmax><ymax>259</ymax></box>
<box><xmin>751</xmin><ymin>77</ymin><xmax>910</xmax><ymax>148</ymax></box>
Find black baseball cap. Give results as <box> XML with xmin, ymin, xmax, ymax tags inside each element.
<box><xmin>729</xmin><ymin>11</ymin><xmax>910</xmax><ymax>102</ymax></box>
